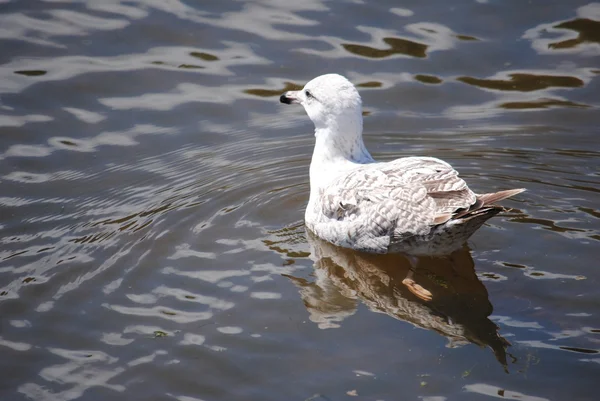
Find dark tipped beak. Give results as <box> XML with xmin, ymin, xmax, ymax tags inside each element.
<box><xmin>279</xmin><ymin>93</ymin><xmax>291</xmax><ymax>104</ymax></box>
<box><xmin>280</xmin><ymin>91</ymin><xmax>299</xmax><ymax>105</ymax></box>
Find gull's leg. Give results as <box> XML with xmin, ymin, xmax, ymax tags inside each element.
<box><xmin>401</xmin><ymin>255</ymin><xmax>433</xmax><ymax>301</ymax></box>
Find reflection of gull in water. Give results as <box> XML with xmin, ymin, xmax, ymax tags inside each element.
<box><xmin>280</xmin><ymin>74</ymin><xmax>524</xmax><ymax>255</ymax></box>
<box><xmin>285</xmin><ymin>231</ymin><xmax>511</xmax><ymax>370</ymax></box>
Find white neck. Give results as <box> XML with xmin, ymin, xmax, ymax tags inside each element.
<box><xmin>308</xmin><ymin>114</ymin><xmax>373</xmax><ymax>203</ymax></box>
<box><xmin>311</xmin><ymin>112</ymin><xmax>372</xmax><ymax>164</ymax></box>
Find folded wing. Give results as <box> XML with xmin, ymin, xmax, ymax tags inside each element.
<box><xmin>320</xmin><ymin>157</ymin><xmax>478</xmax><ymax>240</ymax></box>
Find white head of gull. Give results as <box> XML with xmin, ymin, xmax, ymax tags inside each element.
<box><xmin>280</xmin><ymin>73</ymin><xmax>525</xmax><ymax>256</ymax></box>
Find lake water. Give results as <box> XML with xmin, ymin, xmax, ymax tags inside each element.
<box><xmin>1</xmin><ymin>1</ymin><xmax>599</xmax><ymax>400</ymax></box>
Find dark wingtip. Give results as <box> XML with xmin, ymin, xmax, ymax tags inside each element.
<box><xmin>280</xmin><ymin>93</ymin><xmax>291</xmax><ymax>104</ymax></box>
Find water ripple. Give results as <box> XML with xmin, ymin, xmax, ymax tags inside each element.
<box><xmin>0</xmin><ymin>1</ymin><xmax>598</xmax><ymax>400</ymax></box>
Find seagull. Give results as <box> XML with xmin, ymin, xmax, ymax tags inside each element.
<box><xmin>280</xmin><ymin>73</ymin><xmax>525</xmax><ymax>256</ymax></box>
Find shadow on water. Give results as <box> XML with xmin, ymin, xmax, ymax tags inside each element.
<box><xmin>286</xmin><ymin>231</ymin><xmax>511</xmax><ymax>371</ymax></box>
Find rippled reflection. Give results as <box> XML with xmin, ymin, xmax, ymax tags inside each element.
<box><xmin>339</xmin><ymin>22</ymin><xmax>476</xmax><ymax>59</ymax></box>
<box><xmin>414</xmin><ymin>74</ymin><xmax>443</xmax><ymax>84</ymax></box>
<box><xmin>446</xmin><ymin>67</ymin><xmax>596</xmax><ymax>118</ymax></box>
<box><xmin>288</xmin><ymin>232</ymin><xmax>510</xmax><ymax>369</ymax></box>
<box><xmin>458</xmin><ymin>73</ymin><xmax>584</xmax><ymax>92</ymax></box>
<box><xmin>524</xmin><ymin>3</ymin><xmax>600</xmax><ymax>56</ymax></box>
<box><xmin>499</xmin><ymin>98</ymin><xmax>589</xmax><ymax>110</ymax></box>
<box><xmin>343</xmin><ymin>37</ymin><xmax>428</xmax><ymax>59</ymax></box>
<box><xmin>0</xmin><ymin>0</ymin><xmax>598</xmax><ymax>399</ymax></box>
<box><xmin>550</xmin><ymin>18</ymin><xmax>600</xmax><ymax>50</ymax></box>
<box><xmin>14</xmin><ymin>70</ymin><xmax>47</xmax><ymax>76</ymax></box>
<box><xmin>465</xmin><ymin>384</ymin><xmax>551</xmax><ymax>401</ymax></box>
<box><xmin>245</xmin><ymin>82</ymin><xmax>302</xmax><ymax>97</ymax></box>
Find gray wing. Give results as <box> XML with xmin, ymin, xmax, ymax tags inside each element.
<box><xmin>319</xmin><ymin>157</ymin><xmax>477</xmax><ymax>248</ymax></box>
<box><xmin>382</xmin><ymin>156</ymin><xmax>477</xmax><ymax>216</ymax></box>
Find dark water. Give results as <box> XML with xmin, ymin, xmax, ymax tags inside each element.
<box><xmin>1</xmin><ymin>1</ymin><xmax>599</xmax><ymax>400</ymax></box>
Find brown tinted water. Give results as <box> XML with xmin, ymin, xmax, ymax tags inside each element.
<box><xmin>1</xmin><ymin>1</ymin><xmax>599</xmax><ymax>400</ymax></box>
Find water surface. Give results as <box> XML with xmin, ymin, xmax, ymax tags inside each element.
<box><xmin>1</xmin><ymin>1</ymin><xmax>599</xmax><ymax>400</ymax></box>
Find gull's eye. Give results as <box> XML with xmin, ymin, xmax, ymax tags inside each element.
<box><xmin>305</xmin><ymin>90</ymin><xmax>313</xmax><ymax>98</ymax></box>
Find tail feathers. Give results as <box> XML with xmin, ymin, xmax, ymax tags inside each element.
<box><xmin>450</xmin><ymin>188</ymin><xmax>525</xmax><ymax>221</ymax></box>
<box><xmin>478</xmin><ymin>188</ymin><xmax>526</xmax><ymax>206</ymax></box>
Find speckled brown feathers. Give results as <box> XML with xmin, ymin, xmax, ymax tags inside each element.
<box><xmin>311</xmin><ymin>157</ymin><xmax>525</xmax><ymax>255</ymax></box>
